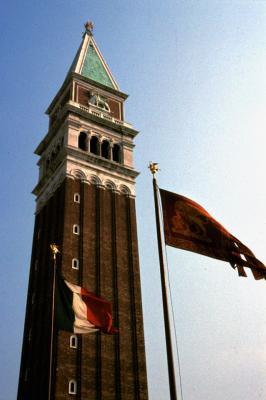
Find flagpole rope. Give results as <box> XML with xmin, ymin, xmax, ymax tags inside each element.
<box><xmin>158</xmin><ymin>190</ymin><xmax>185</xmax><ymax>400</ymax></box>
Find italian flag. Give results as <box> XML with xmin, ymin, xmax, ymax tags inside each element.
<box><xmin>56</xmin><ymin>273</ymin><xmax>118</xmax><ymax>334</ymax></box>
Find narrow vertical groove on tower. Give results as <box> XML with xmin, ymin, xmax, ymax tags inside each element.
<box><xmin>126</xmin><ymin>196</ymin><xmax>140</xmax><ymax>399</ymax></box>
<box><xmin>96</xmin><ymin>186</ymin><xmax>102</xmax><ymax>400</ymax></box>
<box><xmin>82</xmin><ymin>182</ymin><xmax>97</xmax><ymax>399</ymax></box>
<box><xmin>112</xmin><ymin>191</ymin><xmax>121</xmax><ymax>400</ymax></box>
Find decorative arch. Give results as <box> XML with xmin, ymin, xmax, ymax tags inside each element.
<box><xmin>119</xmin><ymin>185</ymin><xmax>131</xmax><ymax>196</ymax></box>
<box><xmin>89</xmin><ymin>175</ymin><xmax>102</xmax><ymax>186</ymax></box>
<box><xmin>104</xmin><ymin>180</ymin><xmax>117</xmax><ymax>191</ymax></box>
<box><xmin>70</xmin><ymin>169</ymin><xmax>87</xmax><ymax>180</ymax></box>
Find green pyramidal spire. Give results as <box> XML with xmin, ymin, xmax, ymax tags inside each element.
<box><xmin>81</xmin><ymin>42</ymin><xmax>115</xmax><ymax>88</ymax></box>
<box><xmin>69</xmin><ymin>21</ymin><xmax>118</xmax><ymax>90</ymax></box>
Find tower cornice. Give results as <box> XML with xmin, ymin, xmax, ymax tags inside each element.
<box><xmin>32</xmin><ymin>147</ymin><xmax>139</xmax><ymax>201</ymax></box>
<box><xmin>35</xmin><ymin>103</ymin><xmax>138</xmax><ymax>156</ymax></box>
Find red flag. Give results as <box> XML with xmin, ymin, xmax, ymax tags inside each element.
<box><xmin>160</xmin><ymin>189</ymin><xmax>266</xmax><ymax>280</ymax></box>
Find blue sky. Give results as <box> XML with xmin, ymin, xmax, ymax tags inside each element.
<box><xmin>1</xmin><ymin>1</ymin><xmax>266</xmax><ymax>399</ymax></box>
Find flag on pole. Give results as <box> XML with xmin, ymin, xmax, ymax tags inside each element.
<box><xmin>160</xmin><ymin>189</ymin><xmax>266</xmax><ymax>280</ymax></box>
<box><xmin>56</xmin><ymin>273</ymin><xmax>118</xmax><ymax>334</ymax></box>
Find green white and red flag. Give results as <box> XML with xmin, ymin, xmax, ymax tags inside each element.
<box><xmin>56</xmin><ymin>274</ymin><xmax>118</xmax><ymax>334</ymax></box>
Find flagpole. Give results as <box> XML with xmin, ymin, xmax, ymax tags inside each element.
<box><xmin>48</xmin><ymin>243</ymin><xmax>60</xmax><ymax>400</ymax></box>
<box><xmin>149</xmin><ymin>163</ymin><xmax>178</xmax><ymax>400</ymax></box>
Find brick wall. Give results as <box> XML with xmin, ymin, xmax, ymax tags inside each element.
<box><xmin>18</xmin><ymin>177</ymin><xmax>148</xmax><ymax>400</ymax></box>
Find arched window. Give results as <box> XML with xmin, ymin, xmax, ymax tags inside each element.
<box><xmin>101</xmin><ymin>140</ymin><xmax>110</xmax><ymax>159</ymax></box>
<box><xmin>68</xmin><ymin>379</ymin><xmax>77</xmax><ymax>395</ymax></box>
<box><xmin>90</xmin><ymin>136</ymin><xmax>99</xmax><ymax>155</ymax></box>
<box><xmin>73</xmin><ymin>225</ymin><xmax>80</xmax><ymax>235</ymax></box>
<box><xmin>70</xmin><ymin>335</ymin><xmax>78</xmax><ymax>349</ymax></box>
<box><xmin>74</xmin><ymin>193</ymin><xmax>80</xmax><ymax>203</ymax></box>
<box><xmin>113</xmin><ymin>144</ymin><xmax>121</xmax><ymax>163</ymax></box>
<box><xmin>78</xmin><ymin>132</ymin><xmax>88</xmax><ymax>151</ymax></box>
<box><xmin>72</xmin><ymin>258</ymin><xmax>79</xmax><ymax>270</ymax></box>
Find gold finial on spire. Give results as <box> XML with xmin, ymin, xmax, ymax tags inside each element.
<box><xmin>84</xmin><ymin>21</ymin><xmax>94</xmax><ymax>36</ymax></box>
<box><xmin>50</xmin><ymin>243</ymin><xmax>60</xmax><ymax>260</ymax></box>
<box><xmin>148</xmin><ymin>162</ymin><xmax>159</xmax><ymax>176</ymax></box>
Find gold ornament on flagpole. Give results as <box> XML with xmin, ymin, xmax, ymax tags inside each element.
<box><xmin>148</xmin><ymin>162</ymin><xmax>159</xmax><ymax>176</ymax></box>
<box><xmin>50</xmin><ymin>243</ymin><xmax>60</xmax><ymax>260</ymax></box>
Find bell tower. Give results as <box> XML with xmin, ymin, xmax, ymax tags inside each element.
<box><xmin>17</xmin><ymin>22</ymin><xmax>148</xmax><ymax>400</ymax></box>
